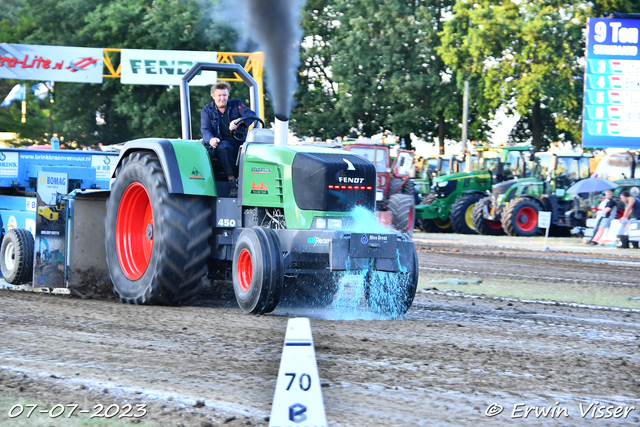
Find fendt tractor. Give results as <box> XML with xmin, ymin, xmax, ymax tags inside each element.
<box><xmin>103</xmin><ymin>63</ymin><xmax>418</xmax><ymax>316</ymax></box>
<box><xmin>415</xmin><ymin>145</ymin><xmax>535</xmax><ymax>234</ymax></box>
<box><xmin>341</xmin><ymin>139</ymin><xmax>416</xmax><ymax>236</ymax></box>
<box><xmin>472</xmin><ymin>151</ymin><xmax>594</xmax><ymax>236</ymax></box>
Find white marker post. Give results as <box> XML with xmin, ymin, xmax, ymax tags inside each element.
<box><xmin>538</xmin><ymin>211</ymin><xmax>552</xmax><ymax>250</ymax></box>
<box><xmin>269</xmin><ymin>318</ymin><xmax>327</xmax><ymax>427</ymax></box>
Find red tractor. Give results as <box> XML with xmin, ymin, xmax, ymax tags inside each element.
<box><xmin>343</xmin><ymin>139</ymin><xmax>416</xmax><ymax>235</ymax></box>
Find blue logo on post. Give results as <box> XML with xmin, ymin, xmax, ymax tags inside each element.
<box><xmin>289</xmin><ymin>403</ymin><xmax>307</xmax><ymax>423</ymax></box>
<box><xmin>361</xmin><ymin>234</ymin><xmax>368</xmax><ymax>244</ymax></box>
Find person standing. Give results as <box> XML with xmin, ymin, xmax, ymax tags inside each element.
<box><xmin>617</xmin><ymin>190</ymin><xmax>640</xmax><ymax>248</ymax></box>
<box><xmin>201</xmin><ymin>81</ymin><xmax>255</xmax><ymax>197</ymax></box>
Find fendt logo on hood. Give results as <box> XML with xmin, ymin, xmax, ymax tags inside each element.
<box><xmin>343</xmin><ymin>158</ymin><xmax>356</xmax><ymax>170</ymax></box>
<box><xmin>338</xmin><ymin>176</ymin><xmax>365</xmax><ymax>184</ymax></box>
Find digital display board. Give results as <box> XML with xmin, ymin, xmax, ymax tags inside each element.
<box><xmin>583</xmin><ymin>18</ymin><xmax>640</xmax><ymax>149</ymax></box>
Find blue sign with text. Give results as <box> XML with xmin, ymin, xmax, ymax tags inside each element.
<box><xmin>583</xmin><ymin>18</ymin><xmax>640</xmax><ymax>149</ymax></box>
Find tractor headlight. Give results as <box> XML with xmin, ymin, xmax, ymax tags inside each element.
<box><xmin>328</xmin><ymin>219</ymin><xmax>343</xmax><ymax>229</ymax></box>
<box><xmin>315</xmin><ymin>218</ymin><xmax>327</xmax><ymax>229</ymax></box>
<box><xmin>376</xmin><ymin>191</ymin><xmax>384</xmax><ymax>201</ymax></box>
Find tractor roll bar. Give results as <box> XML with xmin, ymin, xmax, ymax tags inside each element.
<box><xmin>180</xmin><ymin>62</ymin><xmax>260</xmax><ymax>140</ymax></box>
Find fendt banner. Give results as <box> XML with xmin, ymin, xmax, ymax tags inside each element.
<box><xmin>120</xmin><ymin>49</ymin><xmax>218</xmax><ymax>85</ymax></box>
<box><xmin>0</xmin><ymin>43</ymin><xmax>104</xmax><ymax>83</ymax></box>
<box><xmin>583</xmin><ymin>18</ymin><xmax>640</xmax><ymax>149</ymax></box>
<box><xmin>0</xmin><ymin>44</ymin><xmax>220</xmax><ymax>86</ymax></box>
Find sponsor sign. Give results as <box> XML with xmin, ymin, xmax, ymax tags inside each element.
<box><xmin>0</xmin><ymin>152</ymin><xmax>19</xmax><ymax>177</ymax></box>
<box><xmin>0</xmin><ymin>43</ymin><xmax>103</xmax><ymax>83</ymax></box>
<box><xmin>583</xmin><ymin>18</ymin><xmax>640</xmax><ymax>148</ymax></box>
<box><xmin>90</xmin><ymin>155</ymin><xmax>115</xmax><ymax>180</ymax></box>
<box><xmin>120</xmin><ymin>49</ymin><xmax>218</xmax><ymax>85</ymax></box>
<box><xmin>34</xmin><ymin>171</ymin><xmax>69</xmax><ymax>288</ymax></box>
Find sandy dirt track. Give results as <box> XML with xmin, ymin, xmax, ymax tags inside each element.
<box><xmin>1</xmin><ymin>234</ymin><xmax>639</xmax><ymax>426</ymax></box>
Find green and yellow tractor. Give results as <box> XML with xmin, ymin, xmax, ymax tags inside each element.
<box><xmin>473</xmin><ymin>151</ymin><xmax>595</xmax><ymax>236</ymax></box>
<box><xmin>415</xmin><ymin>145</ymin><xmax>535</xmax><ymax>234</ymax></box>
<box><xmin>103</xmin><ymin>63</ymin><xmax>418</xmax><ymax>317</ymax></box>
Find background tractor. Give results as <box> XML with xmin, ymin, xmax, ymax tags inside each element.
<box><xmin>103</xmin><ymin>63</ymin><xmax>419</xmax><ymax>317</ymax></box>
<box><xmin>415</xmin><ymin>145</ymin><xmax>535</xmax><ymax>234</ymax></box>
<box><xmin>412</xmin><ymin>154</ymin><xmax>464</xmax><ymax>201</ymax></box>
<box><xmin>342</xmin><ymin>140</ymin><xmax>417</xmax><ymax>235</ymax></box>
<box><xmin>473</xmin><ymin>151</ymin><xmax>595</xmax><ymax>237</ymax></box>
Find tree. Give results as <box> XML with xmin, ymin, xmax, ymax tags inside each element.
<box><xmin>291</xmin><ymin>0</ymin><xmax>461</xmax><ymax>150</ymax></box>
<box><xmin>439</xmin><ymin>0</ymin><xmax>636</xmax><ymax>151</ymax></box>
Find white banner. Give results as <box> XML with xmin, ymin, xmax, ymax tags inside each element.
<box><xmin>120</xmin><ymin>49</ymin><xmax>218</xmax><ymax>86</ymax></box>
<box><xmin>0</xmin><ymin>43</ymin><xmax>103</xmax><ymax>83</ymax></box>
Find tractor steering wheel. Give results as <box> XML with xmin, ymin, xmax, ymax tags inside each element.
<box><xmin>232</xmin><ymin>115</ymin><xmax>265</xmax><ymax>141</ymax></box>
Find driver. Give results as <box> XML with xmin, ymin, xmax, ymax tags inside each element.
<box><xmin>201</xmin><ymin>81</ymin><xmax>255</xmax><ymax>197</ymax></box>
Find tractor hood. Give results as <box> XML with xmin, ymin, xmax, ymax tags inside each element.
<box><xmin>433</xmin><ymin>170</ymin><xmax>490</xmax><ymax>183</ymax></box>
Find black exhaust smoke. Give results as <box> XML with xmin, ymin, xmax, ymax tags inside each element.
<box><xmin>240</xmin><ymin>0</ymin><xmax>304</xmax><ymax>121</ymax></box>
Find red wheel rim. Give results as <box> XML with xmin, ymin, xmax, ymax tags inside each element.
<box><xmin>516</xmin><ymin>206</ymin><xmax>537</xmax><ymax>232</ymax></box>
<box><xmin>487</xmin><ymin>220</ymin><xmax>502</xmax><ymax>230</ymax></box>
<box><xmin>237</xmin><ymin>249</ymin><xmax>253</xmax><ymax>292</ymax></box>
<box><xmin>116</xmin><ymin>183</ymin><xmax>154</xmax><ymax>280</ymax></box>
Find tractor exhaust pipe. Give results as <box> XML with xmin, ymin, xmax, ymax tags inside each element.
<box><xmin>274</xmin><ymin>115</ymin><xmax>288</xmax><ymax>147</ymax></box>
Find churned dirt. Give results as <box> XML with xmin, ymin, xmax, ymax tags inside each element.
<box><xmin>1</xmin><ymin>233</ymin><xmax>639</xmax><ymax>426</ymax></box>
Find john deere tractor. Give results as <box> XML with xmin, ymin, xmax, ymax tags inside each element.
<box><xmin>415</xmin><ymin>145</ymin><xmax>535</xmax><ymax>234</ymax></box>
<box><xmin>103</xmin><ymin>63</ymin><xmax>418</xmax><ymax>317</ymax></box>
<box><xmin>473</xmin><ymin>151</ymin><xmax>593</xmax><ymax>236</ymax></box>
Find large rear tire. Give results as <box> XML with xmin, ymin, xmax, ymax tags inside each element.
<box><xmin>502</xmin><ymin>197</ymin><xmax>543</xmax><ymax>237</ymax></box>
<box><xmin>233</xmin><ymin>226</ymin><xmax>283</xmax><ymax>314</ymax></box>
<box><xmin>450</xmin><ymin>194</ymin><xmax>483</xmax><ymax>234</ymax></box>
<box><xmin>364</xmin><ymin>240</ymin><xmax>418</xmax><ymax>318</ymax></box>
<box><xmin>472</xmin><ymin>196</ymin><xmax>505</xmax><ymax>235</ymax></box>
<box><xmin>388</xmin><ymin>194</ymin><xmax>415</xmax><ymax>236</ymax></box>
<box><xmin>105</xmin><ymin>152</ymin><xmax>212</xmax><ymax>305</ymax></box>
<box><xmin>0</xmin><ymin>229</ymin><xmax>34</xmax><ymax>284</ymax></box>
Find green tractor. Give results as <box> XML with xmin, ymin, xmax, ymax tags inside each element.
<box><xmin>415</xmin><ymin>145</ymin><xmax>535</xmax><ymax>234</ymax></box>
<box><xmin>103</xmin><ymin>63</ymin><xmax>418</xmax><ymax>317</ymax></box>
<box><xmin>473</xmin><ymin>151</ymin><xmax>594</xmax><ymax>236</ymax></box>
<box><xmin>413</xmin><ymin>154</ymin><xmax>464</xmax><ymax>201</ymax></box>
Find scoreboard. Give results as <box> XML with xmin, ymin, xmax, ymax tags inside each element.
<box><xmin>583</xmin><ymin>18</ymin><xmax>640</xmax><ymax>149</ymax></box>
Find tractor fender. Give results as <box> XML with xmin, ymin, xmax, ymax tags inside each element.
<box><xmin>511</xmin><ymin>194</ymin><xmax>546</xmax><ymax>211</ymax></box>
<box><xmin>113</xmin><ymin>138</ymin><xmax>216</xmax><ymax>196</ymax></box>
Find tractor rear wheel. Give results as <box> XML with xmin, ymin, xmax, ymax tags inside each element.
<box><xmin>364</xmin><ymin>240</ymin><xmax>418</xmax><ymax>318</ymax></box>
<box><xmin>233</xmin><ymin>226</ymin><xmax>284</xmax><ymax>314</ymax></box>
<box><xmin>105</xmin><ymin>152</ymin><xmax>212</xmax><ymax>305</ymax></box>
<box><xmin>472</xmin><ymin>196</ymin><xmax>505</xmax><ymax>235</ymax></box>
<box><xmin>388</xmin><ymin>194</ymin><xmax>415</xmax><ymax>236</ymax></box>
<box><xmin>450</xmin><ymin>194</ymin><xmax>483</xmax><ymax>234</ymax></box>
<box><xmin>0</xmin><ymin>228</ymin><xmax>34</xmax><ymax>284</ymax></box>
<box><xmin>502</xmin><ymin>197</ymin><xmax>543</xmax><ymax>237</ymax></box>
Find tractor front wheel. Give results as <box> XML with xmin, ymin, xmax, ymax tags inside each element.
<box><xmin>105</xmin><ymin>152</ymin><xmax>212</xmax><ymax>305</ymax></box>
<box><xmin>233</xmin><ymin>227</ymin><xmax>283</xmax><ymax>314</ymax></box>
<box><xmin>472</xmin><ymin>196</ymin><xmax>505</xmax><ymax>235</ymax></box>
<box><xmin>388</xmin><ymin>194</ymin><xmax>416</xmax><ymax>236</ymax></box>
<box><xmin>502</xmin><ymin>197</ymin><xmax>543</xmax><ymax>237</ymax></box>
<box><xmin>450</xmin><ymin>194</ymin><xmax>483</xmax><ymax>234</ymax></box>
<box><xmin>0</xmin><ymin>228</ymin><xmax>34</xmax><ymax>284</ymax></box>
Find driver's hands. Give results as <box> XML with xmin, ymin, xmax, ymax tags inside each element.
<box><xmin>229</xmin><ymin>119</ymin><xmax>239</xmax><ymax>131</ymax></box>
<box><xmin>209</xmin><ymin>137</ymin><xmax>220</xmax><ymax>148</ymax></box>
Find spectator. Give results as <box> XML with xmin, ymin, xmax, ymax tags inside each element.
<box><xmin>587</xmin><ymin>190</ymin><xmax>617</xmax><ymax>245</ymax></box>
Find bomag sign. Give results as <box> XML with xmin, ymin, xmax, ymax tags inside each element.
<box><xmin>120</xmin><ymin>49</ymin><xmax>218</xmax><ymax>86</ymax></box>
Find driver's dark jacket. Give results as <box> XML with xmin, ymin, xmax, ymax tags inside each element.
<box><xmin>200</xmin><ymin>99</ymin><xmax>255</xmax><ymax>145</ymax></box>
